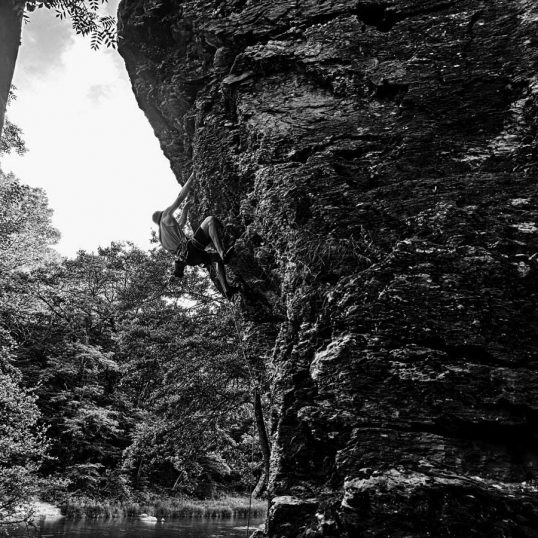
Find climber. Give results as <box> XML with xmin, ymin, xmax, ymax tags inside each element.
<box><xmin>152</xmin><ymin>171</ymin><xmax>237</xmax><ymax>299</ymax></box>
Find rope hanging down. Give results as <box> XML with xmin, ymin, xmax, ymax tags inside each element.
<box><xmin>226</xmin><ymin>302</ymin><xmax>260</xmax><ymax>538</ymax></box>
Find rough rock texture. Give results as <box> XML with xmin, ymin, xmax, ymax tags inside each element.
<box><xmin>118</xmin><ymin>1</ymin><xmax>538</xmax><ymax>536</ymax></box>
<box><xmin>0</xmin><ymin>1</ymin><xmax>23</xmax><ymax>136</ymax></box>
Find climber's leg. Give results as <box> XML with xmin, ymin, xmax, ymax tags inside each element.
<box><xmin>208</xmin><ymin>253</ymin><xmax>237</xmax><ymax>299</ymax></box>
<box><xmin>199</xmin><ymin>216</ymin><xmax>227</xmax><ymax>261</ymax></box>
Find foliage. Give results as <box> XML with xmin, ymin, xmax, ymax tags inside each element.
<box><xmin>7</xmin><ymin>245</ymin><xmax>149</xmax><ymax>496</ymax></box>
<box><xmin>1</xmin><ymin>238</ymin><xmax>260</xmax><ymax>501</ymax></box>
<box><xmin>0</xmin><ymin>160</ymin><xmax>58</xmax><ymax>524</ymax></box>
<box><xmin>60</xmin><ymin>494</ymin><xmax>266</xmax><ymax>519</ymax></box>
<box><xmin>0</xmin><ymin>170</ymin><xmax>60</xmax><ymax>272</ymax></box>
<box><xmin>0</xmin><ymin>89</ymin><xmax>27</xmax><ymax>156</ymax></box>
<box><xmin>23</xmin><ymin>1</ymin><xmax>117</xmax><ymax>50</ymax></box>
<box><xmin>0</xmin><ymin>119</ymin><xmax>27</xmax><ymax>156</ymax></box>
<box><xmin>119</xmin><ymin>290</ymin><xmax>256</xmax><ymax>496</ymax></box>
<box><xmin>0</xmin><ymin>334</ymin><xmax>48</xmax><ymax>526</ymax></box>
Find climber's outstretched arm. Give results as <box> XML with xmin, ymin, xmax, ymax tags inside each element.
<box><xmin>164</xmin><ymin>171</ymin><xmax>195</xmax><ymax>216</ymax></box>
<box><xmin>177</xmin><ymin>200</ymin><xmax>192</xmax><ymax>229</ymax></box>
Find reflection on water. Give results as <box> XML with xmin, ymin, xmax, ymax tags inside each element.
<box><xmin>23</xmin><ymin>516</ymin><xmax>265</xmax><ymax>538</ymax></box>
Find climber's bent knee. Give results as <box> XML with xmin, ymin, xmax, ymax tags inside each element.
<box><xmin>200</xmin><ymin>216</ymin><xmax>222</xmax><ymax>233</ymax></box>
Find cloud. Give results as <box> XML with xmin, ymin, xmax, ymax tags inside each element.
<box><xmin>87</xmin><ymin>84</ymin><xmax>111</xmax><ymax>104</ymax></box>
<box><xmin>17</xmin><ymin>9</ymin><xmax>74</xmax><ymax>81</ymax></box>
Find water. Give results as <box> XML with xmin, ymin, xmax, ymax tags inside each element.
<box><xmin>21</xmin><ymin>517</ymin><xmax>266</xmax><ymax>538</ymax></box>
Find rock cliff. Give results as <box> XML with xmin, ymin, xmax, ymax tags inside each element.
<box><xmin>118</xmin><ymin>1</ymin><xmax>538</xmax><ymax>535</ymax></box>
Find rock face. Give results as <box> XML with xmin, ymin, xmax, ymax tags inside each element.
<box><xmin>118</xmin><ymin>1</ymin><xmax>538</xmax><ymax>535</ymax></box>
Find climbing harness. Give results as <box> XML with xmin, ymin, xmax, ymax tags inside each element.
<box><xmin>174</xmin><ymin>242</ymin><xmax>189</xmax><ymax>262</ymax></box>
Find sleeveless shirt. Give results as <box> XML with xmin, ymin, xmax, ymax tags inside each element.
<box><xmin>159</xmin><ymin>214</ymin><xmax>188</xmax><ymax>257</ymax></box>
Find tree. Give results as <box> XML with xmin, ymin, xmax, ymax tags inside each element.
<box><xmin>0</xmin><ymin>0</ymin><xmax>116</xmax><ymax>136</ymax></box>
<box><xmin>0</xmin><ymin>169</ymin><xmax>60</xmax><ymax>273</ymax></box>
<box><xmin>0</xmin><ymin>330</ymin><xmax>48</xmax><ymax>527</ymax></box>
<box><xmin>1</xmin><ymin>89</ymin><xmax>27</xmax><ymax>156</ymax></box>
<box><xmin>7</xmin><ymin>243</ymin><xmax>174</xmax><ymax>498</ymax></box>
<box><xmin>0</xmin><ymin>160</ymin><xmax>60</xmax><ymax>373</ymax></box>
<box><xmin>0</xmin><ymin>153</ymin><xmax>59</xmax><ymax>517</ymax></box>
<box><xmin>8</xmin><ymin>244</ymin><xmax>150</xmax><ymax>496</ymax></box>
<box><xmin>0</xmin><ymin>224</ymin><xmax>267</xmax><ymax>500</ymax></box>
<box><xmin>120</xmin><ymin>295</ymin><xmax>258</xmax><ymax>496</ymax></box>
<box><xmin>0</xmin><ymin>118</ymin><xmax>27</xmax><ymax>156</ymax></box>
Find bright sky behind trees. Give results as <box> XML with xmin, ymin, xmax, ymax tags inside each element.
<box><xmin>0</xmin><ymin>1</ymin><xmax>179</xmax><ymax>256</ymax></box>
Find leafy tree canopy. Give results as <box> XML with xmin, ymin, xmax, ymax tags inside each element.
<box><xmin>0</xmin><ymin>170</ymin><xmax>60</xmax><ymax>273</ymax></box>
<box><xmin>0</xmin><ymin>330</ymin><xmax>48</xmax><ymax>527</ymax></box>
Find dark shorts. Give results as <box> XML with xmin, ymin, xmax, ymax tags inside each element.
<box><xmin>184</xmin><ymin>226</ymin><xmax>212</xmax><ymax>266</ymax></box>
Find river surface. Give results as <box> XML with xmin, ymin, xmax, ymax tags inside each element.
<box><xmin>21</xmin><ymin>516</ymin><xmax>266</xmax><ymax>538</ymax></box>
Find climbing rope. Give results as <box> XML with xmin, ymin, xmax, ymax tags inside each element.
<box><xmin>226</xmin><ymin>302</ymin><xmax>259</xmax><ymax>538</ymax></box>
<box><xmin>246</xmin><ymin>430</ymin><xmax>255</xmax><ymax>538</ymax></box>
<box><xmin>227</xmin><ymin>302</ymin><xmax>256</xmax><ymax>384</ymax></box>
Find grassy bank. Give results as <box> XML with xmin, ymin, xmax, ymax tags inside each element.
<box><xmin>60</xmin><ymin>495</ymin><xmax>267</xmax><ymax>520</ymax></box>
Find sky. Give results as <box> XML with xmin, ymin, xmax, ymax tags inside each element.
<box><xmin>0</xmin><ymin>2</ymin><xmax>180</xmax><ymax>256</ymax></box>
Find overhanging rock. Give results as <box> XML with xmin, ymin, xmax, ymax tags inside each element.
<box><xmin>118</xmin><ymin>0</ymin><xmax>538</xmax><ymax>535</ymax></box>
